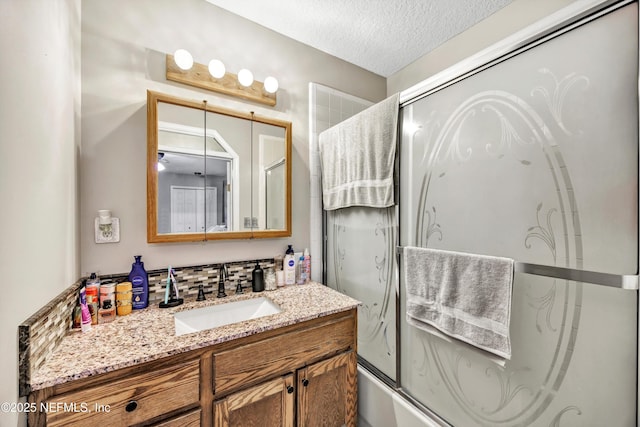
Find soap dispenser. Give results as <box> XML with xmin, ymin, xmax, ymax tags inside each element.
<box><xmin>252</xmin><ymin>262</ymin><xmax>264</xmax><ymax>292</ymax></box>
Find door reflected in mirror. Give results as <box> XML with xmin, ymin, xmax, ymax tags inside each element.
<box><xmin>265</xmin><ymin>158</ymin><xmax>286</xmax><ymax>229</ymax></box>
<box><xmin>147</xmin><ymin>91</ymin><xmax>291</xmax><ymax>243</ymax></box>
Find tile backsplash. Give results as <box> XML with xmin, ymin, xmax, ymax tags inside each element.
<box><xmin>18</xmin><ymin>258</ymin><xmax>273</xmax><ymax>396</ymax></box>
<box><xmin>102</xmin><ymin>258</ymin><xmax>275</xmax><ymax>304</ymax></box>
<box><xmin>18</xmin><ymin>278</ymin><xmax>81</xmax><ymax>396</ymax></box>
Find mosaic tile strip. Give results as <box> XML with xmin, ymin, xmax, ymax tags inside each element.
<box><xmin>18</xmin><ymin>258</ymin><xmax>274</xmax><ymax>396</ymax></box>
<box><xmin>100</xmin><ymin>259</ymin><xmax>275</xmax><ymax>304</ymax></box>
<box><xmin>19</xmin><ymin>278</ymin><xmax>81</xmax><ymax>396</ymax></box>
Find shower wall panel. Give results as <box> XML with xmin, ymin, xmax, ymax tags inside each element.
<box><xmin>310</xmin><ymin>83</ymin><xmax>397</xmax><ymax>381</ymax></box>
<box><xmin>308</xmin><ymin>83</ymin><xmax>373</xmax><ymax>282</ymax></box>
<box><xmin>399</xmin><ymin>2</ymin><xmax>638</xmax><ymax>426</ymax></box>
<box><xmin>326</xmin><ymin>207</ymin><xmax>397</xmax><ymax>380</ymax></box>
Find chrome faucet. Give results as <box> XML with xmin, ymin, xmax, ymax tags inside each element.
<box><xmin>217</xmin><ymin>263</ymin><xmax>228</xmax><ymax>298</ymax></box>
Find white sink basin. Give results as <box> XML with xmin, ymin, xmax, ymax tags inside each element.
<box><xmin>174</xmin><ymin>296</ymin><xmax>281</xmax><ymax>336</ymax></box>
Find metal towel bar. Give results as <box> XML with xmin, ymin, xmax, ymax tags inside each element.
<box><xmin>396</xmin><ymin>247</ymin><xmax>638</xmax><ymax>290</ymax></box>
<box><xmin>514</xmin><ymin>262</ymin><xmax>638</xmax><ymax>290</ymax></box>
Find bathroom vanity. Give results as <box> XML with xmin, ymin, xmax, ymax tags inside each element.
<box><xmin>25</xmin><ymin>284</ymin><xmax>359</xmax><ymax>426</ymax></box>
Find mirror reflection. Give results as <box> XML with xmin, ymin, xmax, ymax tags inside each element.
<box><xmin>147</xmin><ymin>91</ymin><xmax>291</xmax><ymax>243</ymax></box>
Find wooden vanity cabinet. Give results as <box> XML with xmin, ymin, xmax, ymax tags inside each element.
<box><xmin>214</xmin><ymin>374</ymin><xmax>295</xmax><ymax>427</ymax></box>
<box><xmin>151</xmin><ymin>409</ymin><xmax>202</xmax><ymax>427</ymax></box>
<box><xmin>211</xmin><ymin>308</ymin><xmax>357</xmax><ymax>427</ymax></box>
<box><xmin>213</xmin><ymin>351</ymin><xmax>356</xmax><ymax>427</ymax></box>
<box><xmin>28</xmin><ymin>308</ymin><xmax>357</xmax><ymax>427</ymax></box>
<box><xmin>30</xmin><ymin>358</ymin><xmax>201</xmax><ymax>427</ymax></box>
<box><xmin>297</xmin><ymin>351</ymin><xmax>357</xmax><ymax>427</ymax></box>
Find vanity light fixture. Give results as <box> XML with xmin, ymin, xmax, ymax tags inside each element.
<box><xmin>166</xmin><ymin>50</ymin><xmax>278</xmax><ymax>106</ymax></box>
<box><xmin>237</xmin><ymin>69</ymin><xmax>254</xmax><ymax>87</ymax></box>
<box><xmin>208</xmin><ymin>59</ymin><xmax>226</xmax><ymax>79</ymax></box>
<box><xmin>264</xmin><ymin>76</ymin><xmax>279</xmax><ymax>94</ymax></box>
<box><xmin>173</xmin><ymin>49</ymin><xmax>194</xmax><ymax>71</ymax></box>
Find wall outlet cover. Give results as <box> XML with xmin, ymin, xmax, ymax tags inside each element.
<box><xmin>94</xmin><ymin>217</ymin><xmax>120</xmax><ymax>244</ymax></box>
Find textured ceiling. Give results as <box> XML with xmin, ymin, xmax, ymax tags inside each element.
<box><xmin>205</xmin><ymin>0</ymin><xmax>515</xmax><ymax>77</ymax></box>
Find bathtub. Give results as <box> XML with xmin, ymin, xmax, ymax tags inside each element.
<box><xmin>357</xmin><ymin>365</ymin><xmax>445</xmax><ymax>427</ymax></box>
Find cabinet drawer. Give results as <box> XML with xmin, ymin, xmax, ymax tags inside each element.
<box><xmin>214</xmin><ymin>313</ymin><xmax>355</xmax><ymax>395</ymax></box>
<box><xmin>152</xmin><ymin>408</ymin><xmax>201</xmax><ymax>426</ymax></box>
<box><xmin>46</xmin><ymin>359</ymin><xmax>200</xmax><ymax>426</ymax></box>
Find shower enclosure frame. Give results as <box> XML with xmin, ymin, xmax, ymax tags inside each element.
<box><xmin>321</xmin><ymin>0</ymin><xmax>640</xmax><ymax>425</ymax></box>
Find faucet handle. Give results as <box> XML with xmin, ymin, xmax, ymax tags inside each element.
<box><xmin>217</xmin><ymin>264</ymin><xmax>228</xmax><ymax>298</ymax></box>
<box><xmin>196</xmin><ymin>284</ymin><xmax>206</xmax><ymax>301</ymax></box>
<box><xmin>235</xmin><ymin>280</ymin><xmax>243</xmax><ymax>294</ymax></box>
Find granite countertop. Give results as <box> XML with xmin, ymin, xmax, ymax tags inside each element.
<box><xmin>30</xmin><ymin>283</ymin><xmax>360</xmax><ymax>391</ymax></box>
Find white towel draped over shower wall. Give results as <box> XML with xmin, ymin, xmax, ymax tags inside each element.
<box><xmin>318</xmin><ymin>93</ymin><xmax>399</xmax><ymax>210</ymax></box>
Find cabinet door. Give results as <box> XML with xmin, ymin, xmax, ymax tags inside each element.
<box><xmin>297</xmin><ymin>351</ymin><xmax>357</xmax><ymax>427</ymax></box>
<box><xmin>214</xmin><ymin>374</ymin><xmax>294</xmax><ymax>427</ymax></box>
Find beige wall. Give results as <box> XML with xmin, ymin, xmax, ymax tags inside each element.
<box><xmin>80</xmin><ymin>0</ymin><xmax>386</xmax><ymax>275</ymax></box>
<box><xmin>388</xmin><ymin>0</ymin><xmax>580</xmax><ymax>95</ymax></box>
<box><xmin>0</xmin><ymin>0</ymin><xmax>80</xmax><ymax>425</ymax></box>
<box><xmin>1</xmin><ymin>1</ymin><xmax>589</xmax><ymax>425</ymax></box>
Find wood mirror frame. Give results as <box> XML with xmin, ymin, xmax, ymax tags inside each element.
<box><xmin>146</xmin><ymin>90</ymin><xmax>292</xmax><ymax>243</ymax></box>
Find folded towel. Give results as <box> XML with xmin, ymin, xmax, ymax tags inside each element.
<box><xmin>403</xmin><ymin>247</ymin><xmax>514</xmax><ymax>361</ymax></box>
<box><xmin>319</xmin><ymin>93</ymin><xmax>399</xmax><ymax>210</ymax></box>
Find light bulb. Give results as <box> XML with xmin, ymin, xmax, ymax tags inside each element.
<box><xmin>237</xmin><ymin>69</ymin><xmax>254</xmax><ymax>87</ymax></box>
<box><xmin>208</xmin><ymin>59</ymin><xmax>225</xmax><ymax>79</ymax></box>
<box><xmin>264</xmin><ymin>76</ymin><xmax>279</xmax><ymax>93</ymax></box>
<box><xmin>174</xmin><ymin>49</ymin><xmax>193</xmax><ymax>70</ymax></box>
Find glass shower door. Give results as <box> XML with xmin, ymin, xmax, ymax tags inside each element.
<box><xmin>398</xmin><ymin>3</ymin><xmax>638</xmax><ymax>425</ymax></box>
<box><xmin>326</xmin><ymin>207</ymin><xmax>397</xmax><ymax>381</ymax></box>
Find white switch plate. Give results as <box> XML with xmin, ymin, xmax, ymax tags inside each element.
<box><xmin>95</xmin><ymin>217</ymin><xmax>120</xmax><ymax>244</ymax></box>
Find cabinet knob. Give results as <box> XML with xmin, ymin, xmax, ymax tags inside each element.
<box><xmin>125</xmin><ymin>400</ymin><xmax>138</xmax><ymax>412</ymax></box>
<box><xmin>287</xmin><ymin>385</ymin><xmax>294</xmax><ymax>394</ymax></box>
<box><xmin>302</xmin><ymin>378</ymin><xmax>309</xmax><ymax>387</ymax></box>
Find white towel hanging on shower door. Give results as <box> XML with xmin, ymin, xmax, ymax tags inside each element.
<box><xmin>319</xmin><ymin>93</ymin><xmax>399</xmax><ymax>210</ymax></box>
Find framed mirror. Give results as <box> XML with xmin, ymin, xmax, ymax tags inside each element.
<box><xmin>147</xmin><ymin>91</ymin><xmax>292</xmax><ymax>242</ymax></box>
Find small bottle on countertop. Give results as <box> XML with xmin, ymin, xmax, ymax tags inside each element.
<box><xmin>98</xmin><ymin>299</ymin><xmax>116</xmax><ymax>324</ymax></box>
<box><xmin>99</xmin><ymin>282</ymin><xmax>116</xmax><ymax>310</ymax></box>
<box><xmin>275</xmin><ymin>254</ymin><xmax>285</xmax><ymax>287</ymax></box>
<box><xmin>85</xmin><ymin>284</ymin><xmax>99</xmax><ymax>325</ymax></box>
<box><xmin>129</xmin><ymin>255</ymin><xmax>149</xmax><ymax>310</ymax></box>
<box><xmin>115</xmin><ymin>282</ymin><xmax>133</xmax><ymax>316</ymax></box>
<box><xmin>276</xmin><ymin>270</ymin><xmax>285</xmax><ymax>288</ymax></box>
<box><xmin>86</xmin><ymin>272</ymin><xmax>100</xmax><ymax>294</ymax></box>
<box><xmin>71</xmin><ymin>303</ymin><xmax>82</xmax><ymax>329</ymax></box>
<box><xmin>252</xmin><ymin>262</ymin><xmax>264</xmax><ymax>292</ymax></box>
<box><xmin>284</xmin><ymin>245</ymin><xmax>296</xmax><ymax>286</ymax></box>
<box><xmin>79</xmin><ymin>286</ymin><xmax>92</xmax><ymax>332</ymax></box>
<box><xmin>303</xmin><ymin>248</ymin><xmax>311</xmax><ymax>283</ymax></box>
<box><xmin>264</xmin><ymin>268</ymin><xmax>277</xmax><ymax>291</ymax></box>
<box><xmin>297</xmin><ymin>255</ymin><xmax>306</xmax><ymax>284</ymax></box>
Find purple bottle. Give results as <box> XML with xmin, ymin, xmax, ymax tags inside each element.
<box><xmin>129</xmin><ymin>255</ymin><xmax>149</xmax><ymax>309</ymax></box>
